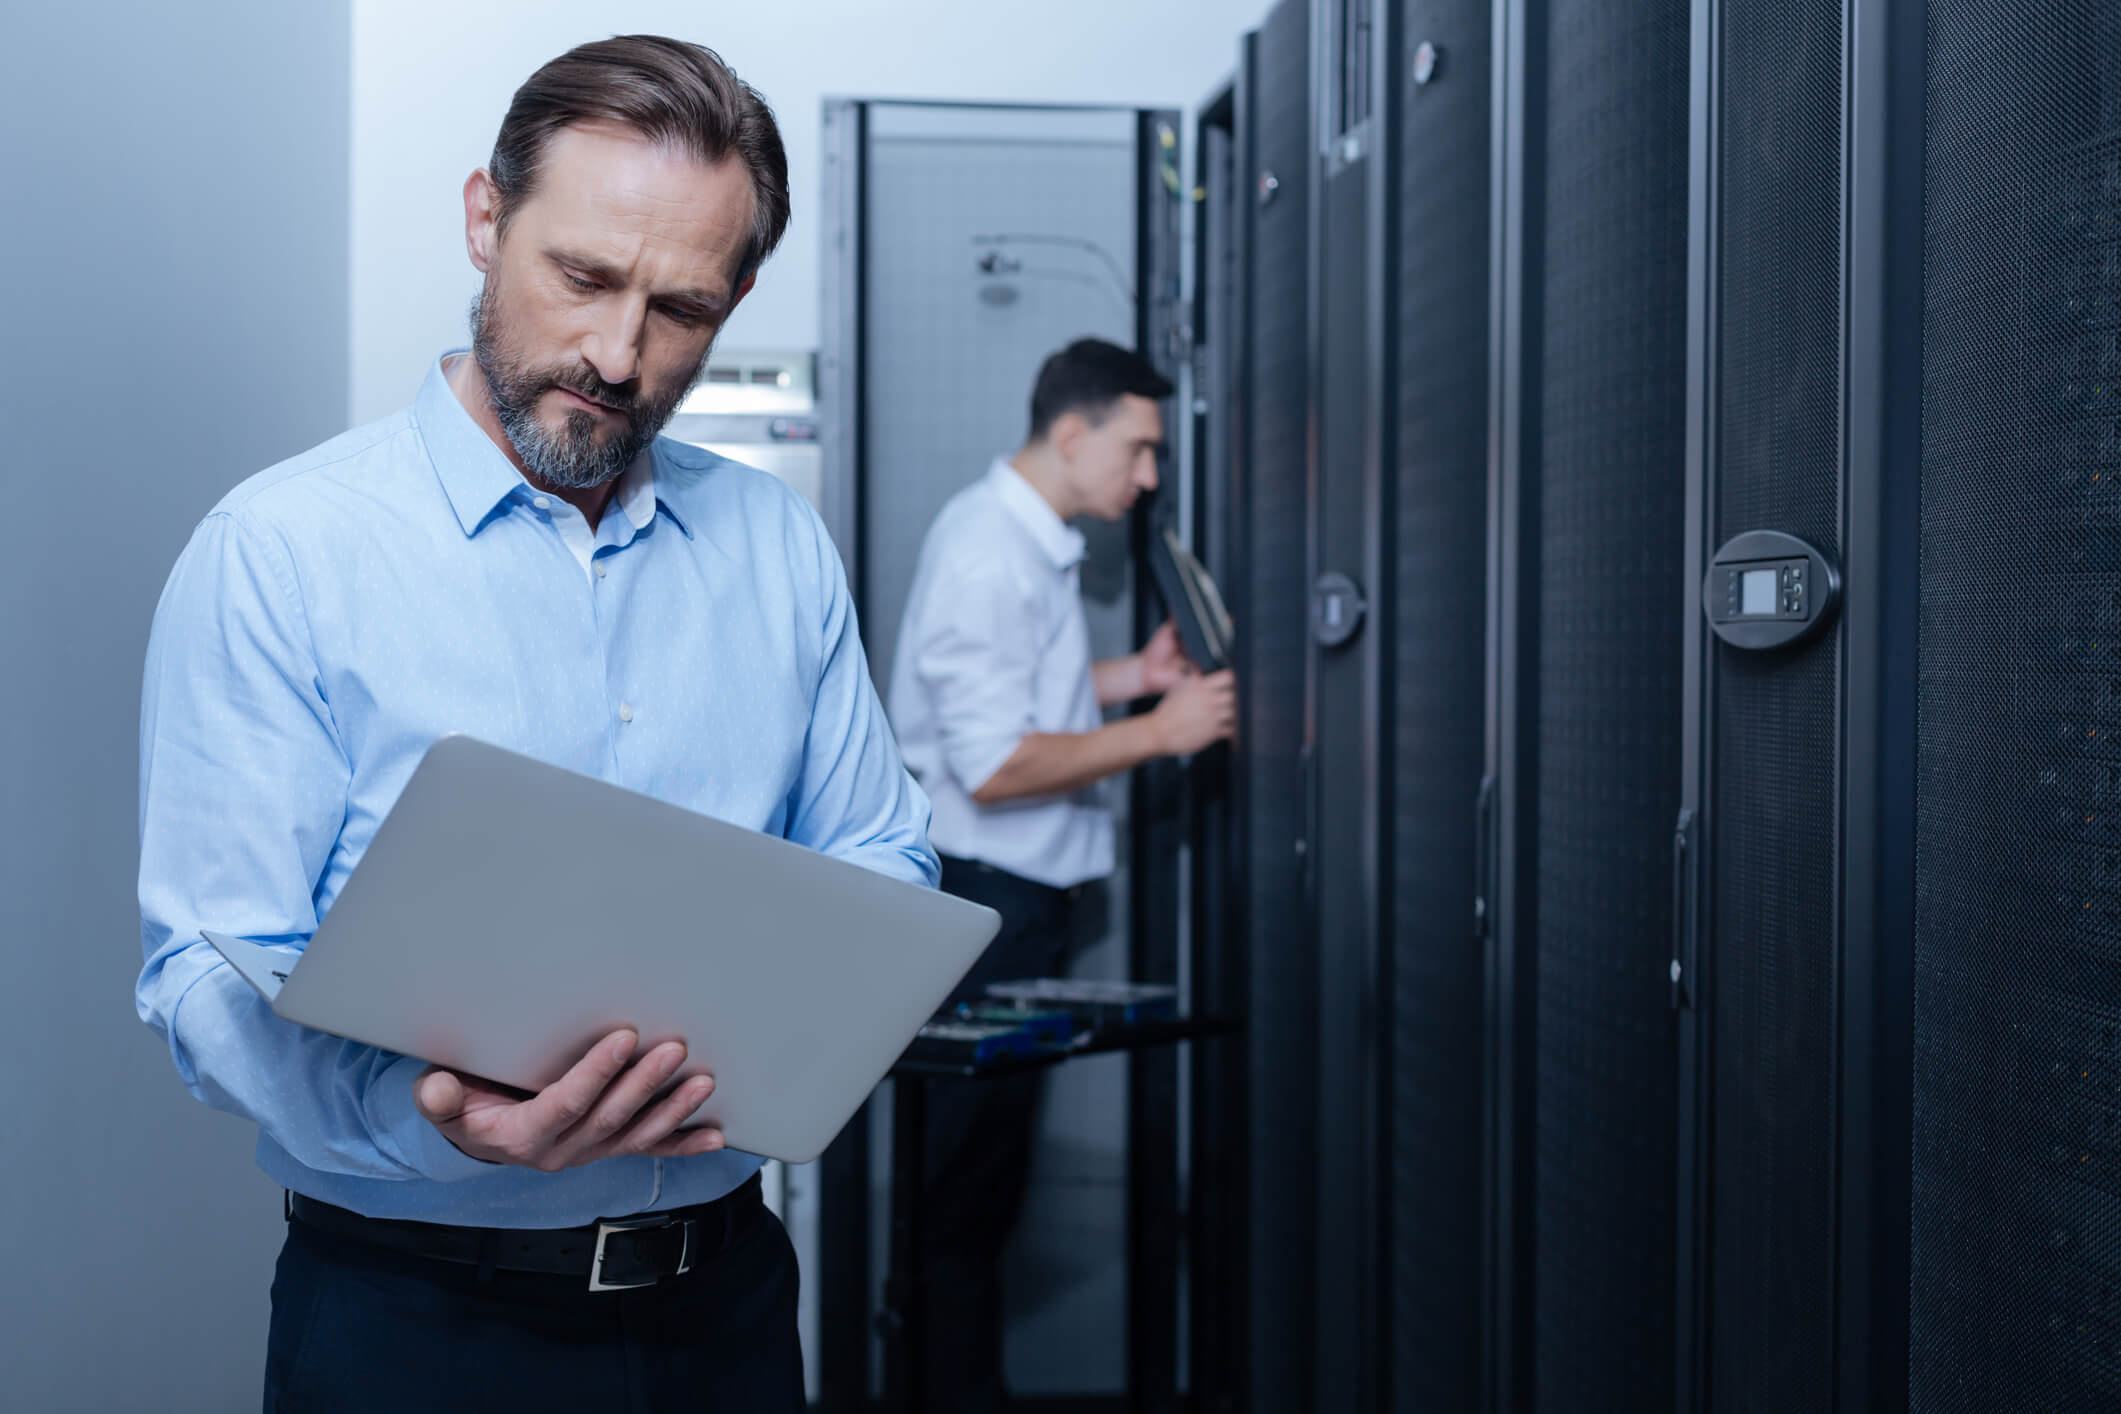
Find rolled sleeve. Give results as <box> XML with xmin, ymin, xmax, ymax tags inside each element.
<box><xmin>911</xmin><ymin>566</ymin><xmax>1044</xmax><ymax>795</ymax></box>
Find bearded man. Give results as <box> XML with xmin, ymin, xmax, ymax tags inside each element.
<box><xmin>135</xmin><ymin>36</ymin><xmax>932</xmax><ymax>1412</ymax></box>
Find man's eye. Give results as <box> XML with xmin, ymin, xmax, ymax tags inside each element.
<box><xmin>563</xmin><ymin>273</ymin><xmax>598</xmax><ymax>292</ymax></box>
<box><xmin>658</xmin><ymin>305</ymin><xmax>705</xmax><ymax>326</ymax></box>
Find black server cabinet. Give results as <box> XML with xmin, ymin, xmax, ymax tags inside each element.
<box><xmin>1908</xmin><ymin>3</ymin><xmax>2121</xmax><ymax>1411</ymax></box>
<box><xmin>1676</xmin><ymin>0</ymin><xmax>1923</xmax><ymax>1407</ymax></box>
<box><xmin>1486</xmin><ymin>0</ymin><xmax>1691</xmax><ymax>1409</ymax></box>
<box><xmin>1679</xmin><ymin>0</ymin><xmax>1853</xmax><ymax>1408</ymax></box>
<box><xmin>1388</xmin><ymin>0</ymin><xmax>1494</xmax><ymax>1411</ymax></box>
<box><xmin>1197</xmin><ymin>4</ymin><xmax>1496</xmax><ymax>1408</ymax></box>
<box><xmin>1309</xmin><ymin>0</ymin><xmax>1394</xmax><ymax>1408</ymax></box>
<box><xmin>1686</xmin><ymin>3</ymin><xmax>2121</xmax><ymax>1408</ymax></box>
<box><xmin>1231</xmin><ymin>3</ymin><xmax>1321</xmax><ymax>1410</ymax></box>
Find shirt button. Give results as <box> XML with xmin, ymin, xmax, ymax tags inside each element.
<box><xmin>532</xmin><ymin>495</ymin><xmax>553</xmax><ymax>511</ymax></box>
<box><xmin>594</xmin><ymin>561</ymin><xmax>608</xmax><ymax>579</ymax></box>
<box><xmin>618</xmin><ymin>702</ymin><xmax>635</xmax><ymax>723</ymax></box>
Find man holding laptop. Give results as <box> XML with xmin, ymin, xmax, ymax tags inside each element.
<box><xmin>135</xmin><ymin>37</ymin><xmax>920</xmax><ymax>1411</ymax></box>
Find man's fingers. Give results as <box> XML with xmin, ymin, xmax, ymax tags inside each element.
<box><xmin>642</xmin><ymin>1118</ymin><xmax>727</xmax><ymax>1160</ymax></box>
<box><xmin>520</xmin><ymin>1028</ymin><xmax>637</xmax><ymax>1144</ymax></box>
<box><xmin>559</xmin><ymin>1042</ymin><xmax>689</xmax><ymax>1156</ymax></box>
<box><xmin>612</xmin><ymin>1072</ymin><xmax>719</xmax><ymax>1157</ymax></box>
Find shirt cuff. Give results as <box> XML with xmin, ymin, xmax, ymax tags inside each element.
<box><xmin>367</xmin><ymin>1054</ymin><xmax>498</xmax><ymax>1183</ymax></box>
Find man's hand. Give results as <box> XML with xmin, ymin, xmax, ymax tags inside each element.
<box><xmin>414</xmin><ymin>1028</ymin><xmax>723</xmax><ymax>1172</ymax></box>
<box><xmin>1138</xmin><ymin>619</ymin><xmax>1198</xmax><ymax>696</ymax></box>
<box><xmin>1151</xmin><ymin>670</ymin><xmax>1238</xmax><ymax>756</ymax></box>
<box><xmin>1095</xmin><ymin>620</ymin><xmax>1202</xmax><ymax>706</ymax></box>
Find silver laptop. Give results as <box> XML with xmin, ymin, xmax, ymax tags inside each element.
<box><xmin>203</xmin><ymin>734</ymin><xmax>998</xmax><ymax>1164</ymax></box>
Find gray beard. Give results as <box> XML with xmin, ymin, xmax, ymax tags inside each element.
<box><xmin>467</xmin><ymin>287</ymin><xmax>703</xmax><ymax>490</ymax></box>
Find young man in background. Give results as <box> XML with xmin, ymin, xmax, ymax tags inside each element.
<box><xmin>889</xmin><ymin>337</ymin><xmax>1238</xmax><ymax>1412</ymax></box>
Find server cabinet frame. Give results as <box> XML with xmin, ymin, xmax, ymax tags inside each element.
<box><xmin>1673</xmin><ymin>1</ymin><xmax>1716</xmax><ymax>1402</ymax></box>
<box><xmin>1481</xmin><ymin>2</ymin><xmax>1547</xmax><ymax>1409</ymax></box>
<box><xmin>1834</xmin><ymin>0</ymin><xmax>1920</xmax><ymax>1407</ymax></box>
<box><xmin>816</xmin><ymin>96</ymin><xmax>869</xmax><ymax>1414</ymax></box>
<box><xmin>1127</xmin><ymin>102</ymin><xmax>1190</xmax><ymax>1414</ymax></box>
<box><xmin>1228</xmin><ymin>5</ymin><xmax>1323</xmax><ymax>1407</ymax></box>
<box><xmin>1187</xmin><ymin>71</ymin><xmax>1248</xmax><ymax>1414</ymax></box>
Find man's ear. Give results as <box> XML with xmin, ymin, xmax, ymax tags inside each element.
<box><xmin>464</xmin><ymin>169</ymin><xmax>500</xmax><ymax>275</ymax></box>
<box><xmin>1049</xmin><ymin>409</ymin><xmax>1088</xmax><ymax>463</ymax></box>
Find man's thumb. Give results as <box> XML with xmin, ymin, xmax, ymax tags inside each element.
<box><xmin>415</xmin><ymin>1068</ymin><xmax>465</xmax><ymax>1121</ymax></box>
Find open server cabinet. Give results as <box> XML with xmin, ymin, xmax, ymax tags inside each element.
<box><xmin>812</xmin><ymin>98</ymin><xmax>1191</xmax><ymax>1410</ymax></box>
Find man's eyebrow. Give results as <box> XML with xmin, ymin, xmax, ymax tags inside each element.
<box><xmin>546</xmin><ymin>249</ymin><xmax>732</xmax><ymax>314</ymax></box>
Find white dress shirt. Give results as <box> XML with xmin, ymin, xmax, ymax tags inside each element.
<box><xmin>889</xmin><ymin>458</ymin><xmax>1116</xmax><ymax>889</ymax></box>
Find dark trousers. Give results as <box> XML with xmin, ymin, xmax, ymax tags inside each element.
<box><xmin>263</xmin><ymin>1193</ymin><xmax>802</xmax><ymax>1412</ymax></box>
<box><xmin>922</xmin><ymin>854</ymin><xmax>1080</xmax><ymax>1414</ymax></box>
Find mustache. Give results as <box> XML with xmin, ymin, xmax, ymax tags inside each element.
<box><xmin>543</xmin><ymin>366</ymin><xmax>639</xmax><ymax>413</ymax></box>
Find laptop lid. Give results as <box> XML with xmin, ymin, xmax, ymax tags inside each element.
<box><xmin>206</xmin><ymin>734</ymin><xmax>995</xmax><ymax>1164</ymax></box>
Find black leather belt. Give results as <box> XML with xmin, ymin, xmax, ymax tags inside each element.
<box><xmin>285</xmin><ymin>1172</ymin><xmax>763</xmax><ymax>1291</ymax></box>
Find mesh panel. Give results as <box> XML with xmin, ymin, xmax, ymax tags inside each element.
<box><xmin>1241</xmin><ymin>2</ymin><xmax>1315</xmax><ymax>1406</ymax></box>
<box><xmin>1391</xmin><ymin>0</ymin><xmax>1492</xmax><ymax>1408</ymax></box>
<box><xmin>1706</xmin><ymin>3</ymin><xmax>1844</xmax><ymax>1411</ymax></box>
<box><xmin>1532</xmin><ymin>1</ymin><xmax>1689</xmax><ymax>1408</ymax></box>
<box><xmin>1914</xmin><ymin>4</ymin><xmax>2121</xmax><ymax>1409</ymax></box>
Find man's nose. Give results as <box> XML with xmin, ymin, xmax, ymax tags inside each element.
<box><xmin>580</xmin><ymin>298</ymin><xmax>646</xmax><ymax>388</ymax></box>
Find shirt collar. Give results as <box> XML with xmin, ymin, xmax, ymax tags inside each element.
<box><xmin>610</xmin><ymin>452</ymin><xmax>660</xmax><ymax>535</ymax></box>
<box><xmin>987</xmin><ymin>458</ymin><xmax>1086</xmax><ymax>570</ymax></box>
<box><xmin>414</xmin><ymin>352</ymin><xmax>690</xmax><ymax>541</ymax></box>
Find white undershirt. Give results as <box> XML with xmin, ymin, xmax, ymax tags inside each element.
<box><xmin>536</xmin><ymin>454</ymin><xmax>659</xmax><ymax>581</ymax></box>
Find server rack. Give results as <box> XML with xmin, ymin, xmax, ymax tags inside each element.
<box><xmin>1207</xmin><ymin>1</ymin><xmax>2121</xmax><ymax>1410</ymax></box>
<box><xmin>1224</xmin><ymin>4</ymin><xmax>1322</xmax><ymax>1409</ymax></box>
<box><xmin>1191</xmin><ymin>4</ymin><xmax>1494</xmax><ymax>1410</ymax></box>
<box><xmin>1387</xmin><ymin>0</ymin><xmax>1494</xmax><ymax>1409</ymax></box>
<box><xmin>1485</xmin><ymin>1</ymin><xmax>1694</xmax><ymax>1409</ymax></box>
<box><xmin>1307</xmin><ymin>0</ymin><xmax>1397</xmax><ymax>1407</ymax></box>
<box><xmin>1676</xmin><ymin>0</ymin><xmax>1923</xmax><ymax>1407</ymax></box>
<box><xmin>1904</xmin><ymin>2</ymin><xmax>2121</xmax><ymax>1411</ymax></box>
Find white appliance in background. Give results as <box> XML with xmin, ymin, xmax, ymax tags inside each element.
<box><xmin>666</xmin><ymin>350</ymin><xmax>823</xmax><ymax>514</ymax></box>
<box><xmin>670</xmin><ymin>352</ymin><xmax>827</xmax><ymax>1401</ymax></box>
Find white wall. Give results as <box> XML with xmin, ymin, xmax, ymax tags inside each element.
<box><xmin>351</xmin><ymin>0</ymin><xmax>1273</xmax><ymax>422</ymax></box>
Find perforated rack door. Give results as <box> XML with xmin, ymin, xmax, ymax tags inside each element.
<box><xmin>1389</xmin><ymin>0</ymin><xmax>1492</xmax><ymax>1406</ymax></box>
<box><xmin>1529</xmin><ymin>2</ymin><xmax>1691</xmax><ymax>1409</ymax></box>
<box><xmin>1913</xmin><ymin>5</ymin><xmax>2121</xmax><ymax>1409</ymax></box>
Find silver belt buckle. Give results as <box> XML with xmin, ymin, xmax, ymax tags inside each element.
<box><xmin>587</xmin><ymin>1215</ymin><xmax>694</xmax><ymax>1292</ymax></box>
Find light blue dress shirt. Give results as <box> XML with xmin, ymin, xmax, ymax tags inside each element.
<box><xmin>137</xmin><ymin>354</ymin><xmax>936</xmax><ymax>1227</ymax></box>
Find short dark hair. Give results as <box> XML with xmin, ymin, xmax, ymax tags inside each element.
<box><xmin>488</xmin><ymin>35</ymin><xmax>790</xmax><ymax>284</ymax></box>
<box><xmin>1027</xmin><ymin>338</ymin><xmax>1175</xmax><ymax>442</ymax></box>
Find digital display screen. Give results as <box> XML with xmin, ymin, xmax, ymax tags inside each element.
<box><xmin>1741</xmin><ymin>568</ymin><xmax>1778</xmax><ymax>616</ymax></box>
